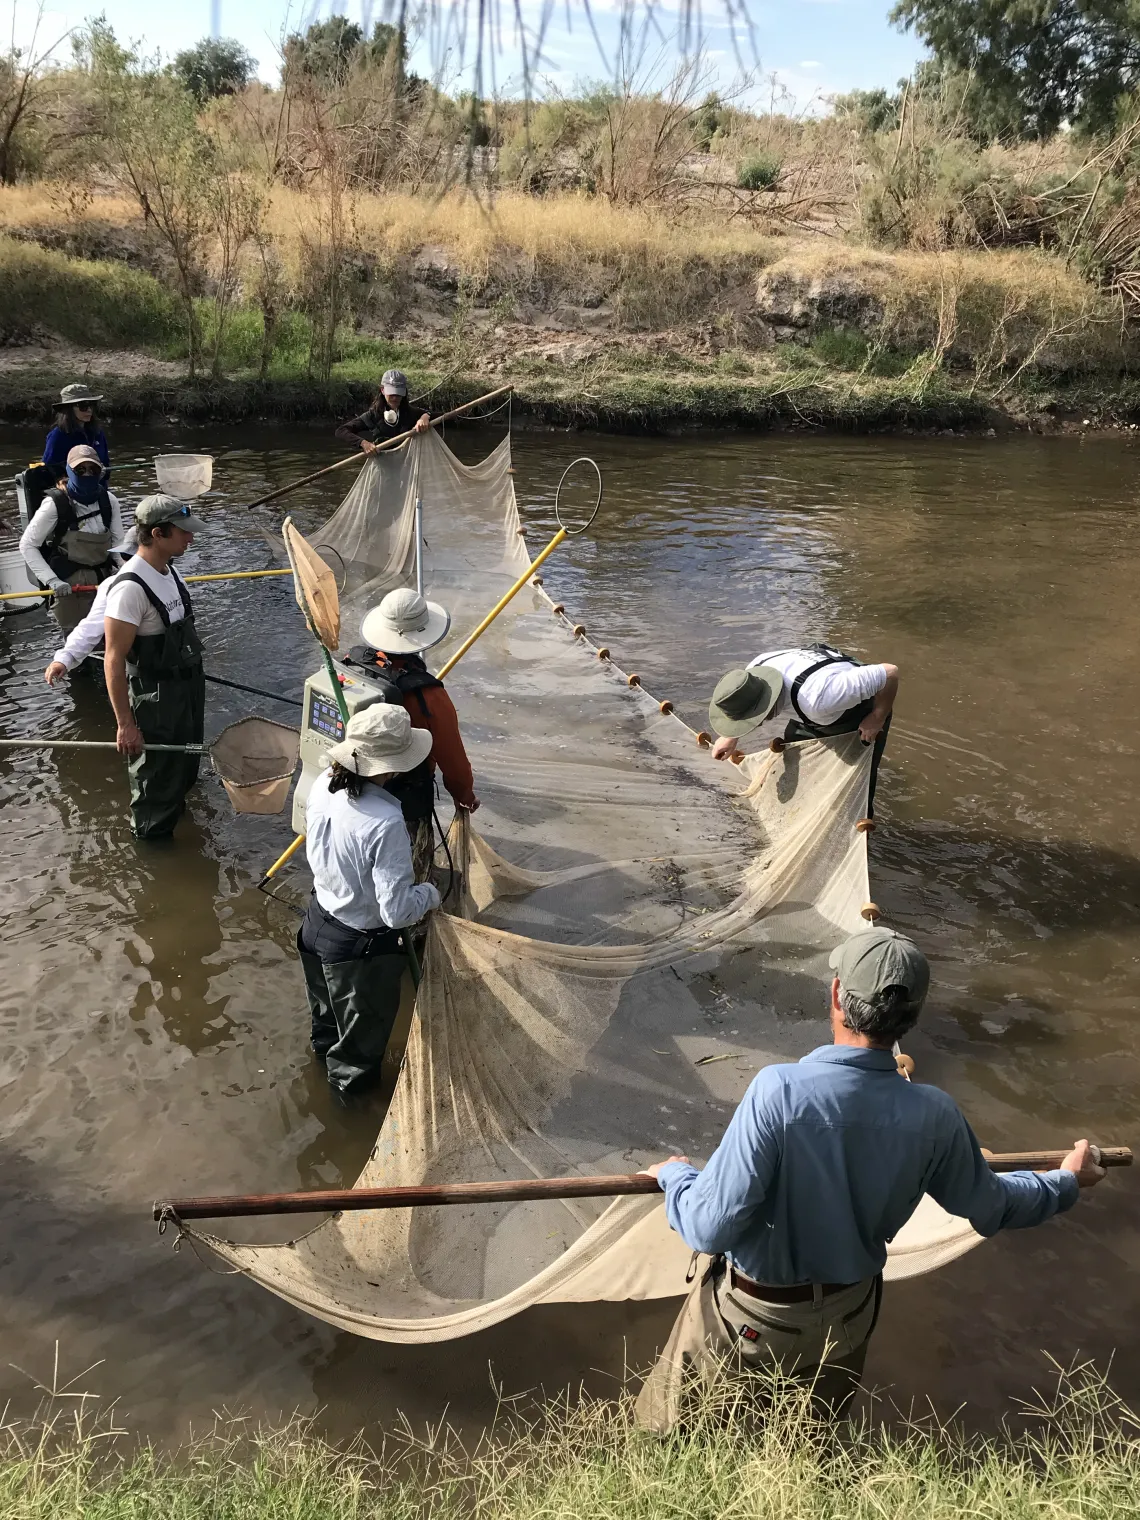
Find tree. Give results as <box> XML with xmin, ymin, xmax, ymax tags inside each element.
<box><xmin>0</xmin><ymin>4</ymin><xmax>68</xmax><ymax>184</ymax></box>
<box><xmin>891</xmin><ymin>0</ymin><xmax>1140</xmax><ymax>138</ymax></box>
<box><xmin>284</xmin><ymin>16</ymin><xmax>364</xmax><ymax>84</ymax></box>
<box><xmin>171</xmin><ymin>37</ymin><xmax>256</xmax><ymax>105</ymax></box>
<box><xmin>284</xmin><ymin>17</ymin><xmax>406</xmax><ymax>86</ymax></box>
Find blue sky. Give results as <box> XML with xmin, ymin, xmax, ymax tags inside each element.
<box><xmin>11</xmin><ymin>0</ymin><xmax>925</xmax><ymax>109</ymax></box>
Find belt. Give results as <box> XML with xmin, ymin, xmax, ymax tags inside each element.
<box><xmin>728</xmin><ymin>1267</ymin><xmax>858</xmax><ymax>1304</ymax></box>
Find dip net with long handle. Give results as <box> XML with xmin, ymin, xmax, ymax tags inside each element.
<box><xmin>191</xmin><ymin>429</ymin><xmax>983</xmax><ymax>1341</ymax></box>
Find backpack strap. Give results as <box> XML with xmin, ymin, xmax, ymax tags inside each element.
<box><xmin>788</xmin><ymin>645</ymin><xmax>860</xmax><ymax>726</ymax></box>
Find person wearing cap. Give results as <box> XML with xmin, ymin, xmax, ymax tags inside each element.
<box><xmin>334</xmin><ymin>370</ymin><xmax>431</xmax><ymax>453</ymax></box>
<box><xmin>43</xmin><ymin>527</ymin><xmax>138</xmax><ymax>687</ymax></box>
<box><xmin>709</xmin><ymin>645</ymin><xmax>899</xmax><ymax>816</ymax></box>
<box><xmin>42</xmin><ymin>384</ymin><xmax>111</xmax><ymax>477</ymax></box>
<box><xmin>353</xmin><ymin>587</ymin><xmax>479</xmax><ymax>878</ymax></box>
<box><xmin>635</xmin><ymin>926</ymin><xmax>1107</xmax><ymax>1434</ymax></box>
<box><xmin>102</xmin><ymin>495</ymin><xmax>207</xmax><ymax>839</ymax></box>
<box><xmin>19</xmin><ymin>443</ymin><xmax>127</xmax><ymax>633</ymax></box>
<box><xmin>300</xmin><ymin>703</ymin><xmax>442</xmax><ymax>1095</ymax></box>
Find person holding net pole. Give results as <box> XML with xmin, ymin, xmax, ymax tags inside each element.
<box><xmin>634</xmin><ymin>926</ymin><xmax>1107</xmax><ymax>1435</ymax></box>
<box><xmin>102</xmin><ymin>495</ymin><xmax>206</xmax><ymax>840</ymax></box>
<box><xmin>350</xmin><ymin>587</ymin><xmax>479</xmax><ymax>881</ymax></box>
<box><xmin>299</xmin><ymin>704</ymin><xmax>441</xmax><ymax>1097</ymax></box>
<box><xmin>334</xmin><ymin>369</ymin><xmax>431</xmax><ymax>453</ymax></box>
<box><xmin>709</xmin><ymin>644</ymin><xmax>899</xmax><ymax>817</ymax></box>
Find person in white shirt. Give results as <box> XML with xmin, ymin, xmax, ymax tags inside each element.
<box><xmin>20</xmin><ymin>443</ymin><xmax>126</xmax><ymax>633</ymax></box>
<box><xmin>300</xmin><ymin>702</ymin><xmax>442</xmax><ymax>1096</ymax></box>
<box><xmin>103</xmin><ymin>494</ymin><xmax>206</xmax><ymax>839</ymax></box>
<box><xmin>43</xmin><ymin>529</ymin><xmax>137</xmax><ymax>687</ymax></box>
<box><xmin>709</xmin><ymin>644</ymin><xmax>899</xmax><ymax>816</ymax></box>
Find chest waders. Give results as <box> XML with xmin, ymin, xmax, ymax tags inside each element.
<box><xmin>40</xmin><ymin>488</ymin><xmax>117</xmax><ymax>634</ymax></box>
<box><xmin>785</xmin><ymin>643</ymin><xmax>891</xmax><ymax>818</ymax></box>
<box><xmin>116</xmin><ymin>569</ymin><xmax>206</xmax><ymax>839</ymax></box>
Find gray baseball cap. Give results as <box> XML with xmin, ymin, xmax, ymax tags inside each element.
<box><xmin>135</xmin><ymin>493</ymin><xmax>206</xmax><ymax>533</ymax></box>
<box><xmin>380</xmin><ymin>368</ymin><xmax>408</xmax><ymax>396</ymax></box>
<box><xmin>829</xmin><ymin>927</ymin><xmax>930</xmax><ymax>1005</ymax></box>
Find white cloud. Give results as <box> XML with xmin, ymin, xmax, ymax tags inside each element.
<box><xmin>799</xmin><ymin>59</ymin><xmax>820</xmax><ymax>68</ymax></box>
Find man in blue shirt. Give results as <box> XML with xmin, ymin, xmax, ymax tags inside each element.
<box><xmin>635</xmin><ymin>926</ymin><xmax>1107</xmax><ymax>1432</ymax></box>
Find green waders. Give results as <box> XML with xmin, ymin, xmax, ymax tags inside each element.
<box><xmin>115</xmin><ymin>569</ymin><xmax>205</xmax><ymax>840</ymax></box>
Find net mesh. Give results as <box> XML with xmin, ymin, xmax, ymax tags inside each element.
<box><xmin>282</xmin><ymin>516</ymin><xmax>341</xmax><ymax>651</ymax></box>
<box><xmin>193</xmin><ymin>429</ymin><xmax>983</xmax><ymax>1340</ymax></box>
<box><xmin>209</xmin><ymin>717</ymin><xmax>300</xmax><ymax>816</ymax></box>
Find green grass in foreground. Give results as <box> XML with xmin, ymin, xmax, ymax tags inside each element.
<box><xmin>2</xmin><ymin>1362</ymin><xmax>1138</xmax><ymax>1519</ymax></box>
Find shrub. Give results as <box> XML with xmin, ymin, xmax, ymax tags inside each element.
<box><xmin>738</xmin><ymin>154</ymin><xmax>781</xmax><ymax>191</ymax></box>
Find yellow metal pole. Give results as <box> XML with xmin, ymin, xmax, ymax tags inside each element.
<box><xmin>437</xmin><ymin>528</ymin><xmax>567</xmax><ymax>679</ymax></box>
<box><xmin>264</xmin><ymin>832</ymin><xmax>306</xmax><ymax>880</ymax></box>
<box><xmin>0</xmin><ymin>568</ymin><xmax>294</xmax><ymax>601</ymax></box>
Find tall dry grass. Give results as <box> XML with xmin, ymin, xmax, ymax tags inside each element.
<box><xmin>1</xmin><ymin>1361</ymin><xmax>1137</xmax><ymax>1520</ymax></box>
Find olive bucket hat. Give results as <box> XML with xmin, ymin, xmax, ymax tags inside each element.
<box><xmin>708</xmin><ymin>665</ymin><xmax>785</xmax><ymax>738</ymax></box>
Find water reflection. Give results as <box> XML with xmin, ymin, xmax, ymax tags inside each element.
<box><xmin>0</xmin><ymin>420</ymin><xmax>1138</xmax><ymax>1439</ymax></box>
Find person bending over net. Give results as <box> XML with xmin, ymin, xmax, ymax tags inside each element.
<box><xmin>299</xmin><ymin>705</ymin><xmax>441</xmax><ymax>1097</ymax></box>
<box><xmin>635</xmin><ymin>926</ymin><xmax>1106</xmax><ymax>1435</ymax></box>
<box><xmin>708</xmin><ymin>643</ymin><xmax>899</xmax><ymax>816</ymax></box>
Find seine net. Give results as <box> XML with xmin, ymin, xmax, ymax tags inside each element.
<box><xmin>194</xmin><ymin>429</ymin><xmax>982</xmax><ymax>1340</ymax></box>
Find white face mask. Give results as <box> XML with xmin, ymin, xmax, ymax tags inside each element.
<box><xmin>384</xmin><ymin>409</ymin><xmax>399</xmax><ymax>426</ymax></box>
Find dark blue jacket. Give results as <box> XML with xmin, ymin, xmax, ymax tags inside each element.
<box><xmin>43</xmin><ymin>425</ymin><xmax>110</xmax><ymax>475</ymax></box>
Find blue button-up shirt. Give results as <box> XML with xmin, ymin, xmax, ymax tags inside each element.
<box><xmin>658</xmin><ymin>1045</ymin><xmax>1078</xmax><ymax>1285</ymax></box>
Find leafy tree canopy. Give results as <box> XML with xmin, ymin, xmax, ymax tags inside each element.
<box><xmin>891</xmin><ymin>0</ymin><xmax>1140</xmax><ymax>138</ymax></box>
<box><xmin>170</xmin><ymin>37</ymin><xmax>257</xmax><ymax>104</ymax></box>
<box><xmin>284</xmin><ymin>17</ymin><xmax>406</xmax><ymax>84</ymax></box>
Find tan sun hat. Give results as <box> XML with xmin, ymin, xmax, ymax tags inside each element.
<box><xmin>708</xmin><ymin>665</ymin><xmax>785</xmax><ymax>737</ymax></box>
<box><xmin>324</xmin><ymin>701</ymin><xmax>432</xmax><ymax>778</ymax></box>
<box><xmin>361</xmin><ymin>587</ymin><xmax>451</xmax><ymax>653</ymax></box>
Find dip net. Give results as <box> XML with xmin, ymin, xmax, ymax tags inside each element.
<box><xmin>194</xmin><ymin>429</ymin><xmax>983</xmax><ymax>1340</ymax></box>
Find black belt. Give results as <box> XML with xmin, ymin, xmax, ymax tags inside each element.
<box><xmin>729</xmin><ymin>1267</ymin><xmax>858</xmax><ymax>1304</ymax></box>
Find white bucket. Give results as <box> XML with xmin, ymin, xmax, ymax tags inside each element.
<box><xmin>155</xmin><ymin>454</ymin><xmax>213</xmax><ymax>500</ymax></box>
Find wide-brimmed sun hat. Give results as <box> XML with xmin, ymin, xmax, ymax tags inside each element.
<box><xmin>361</xmin><ymin>587</ymin><xmax>451</xmax><ymax>653</ymax></box>
<box><xmin>59</xmin><ymin>383</ymin><xmax>103</xmax><ymax>406</ymax></box>
<box><xmin>708</xmin><ymin>664</ymin><xmax>785</xmax><ymax>737</ymax></box>
<box><xmin>325</xmin><ymin>701</ymin><xmax>433</xmax><ymax>777</ymax></box>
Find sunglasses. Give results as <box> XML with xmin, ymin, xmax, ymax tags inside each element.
<box><xmin>73</xmin><ymin>463</ymin><xmax>102</xmax><ymax>476</ymax></box>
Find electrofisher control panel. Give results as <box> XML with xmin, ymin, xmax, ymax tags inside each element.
<box><xmin>292</xmin><ymin>659</ymin><xmax>394</xmax><ymax>833</ymax></box>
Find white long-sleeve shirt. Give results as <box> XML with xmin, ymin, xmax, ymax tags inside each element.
<box><xmin>20</xmin><ymin>489</ymin><xmax>126</xmax><ymax>587</ymax></box>
<box><xmin>52</xmin><ymin>577</ymin><xmax>113</xmax><ymax>670</ymax></box>
<box><xmin>305</xmin><ymin>769</ymin><xmax>440</xmax><ymax>931</ymax></box>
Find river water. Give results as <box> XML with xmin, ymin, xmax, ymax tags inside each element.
<box><xmin>1</xmin><ymin>419</ymin><xmax>1138</xmax><ymax>1441</ymax></box>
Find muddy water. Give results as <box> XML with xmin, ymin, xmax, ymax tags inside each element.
<box><xmin>1</xmin><ymin>420</ymin><xmax>1139</xmax><ymax>1440</ymax></box>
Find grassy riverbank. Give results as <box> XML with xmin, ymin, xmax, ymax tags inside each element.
<box><xmin>2</xmin><ymin>188</ymin><xmax>1137</xmax><ymax>435</ymax></box>
<box><xmin>3</xmin><ymin>1367</ymin><xmax>1138</xmax><ymax>1519</ymax></box>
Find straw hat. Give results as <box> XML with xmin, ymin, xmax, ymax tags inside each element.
<box><xmin>325</xmin><ymin>702</ymin><xmax>432</xmax><ymax>778</ymax></box>
<box><xmin>361</xmin><ymin>588</ymin><xmax>451</xmax><ymax>653</ymax></box>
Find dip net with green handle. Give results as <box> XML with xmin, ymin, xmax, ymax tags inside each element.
<box><xmin>188</xmin><ymin>428</ymin><xmax>985</xmax><ymax>1340</ymax></box>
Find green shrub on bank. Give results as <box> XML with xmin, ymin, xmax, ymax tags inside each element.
<box><xmin>1</xmin><ymin>1364</ymin><xmax>1138</xmax><ymax>1520</ymax></box>
<box><xmin>738</xmin><ymin>153</ymin><xmax>782</xmax><ymax>191</ymax></box>
<box><xmin>0</xmin><ymin>236</ymin><xmax>180</xmax><ymax>349</ymax></box>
